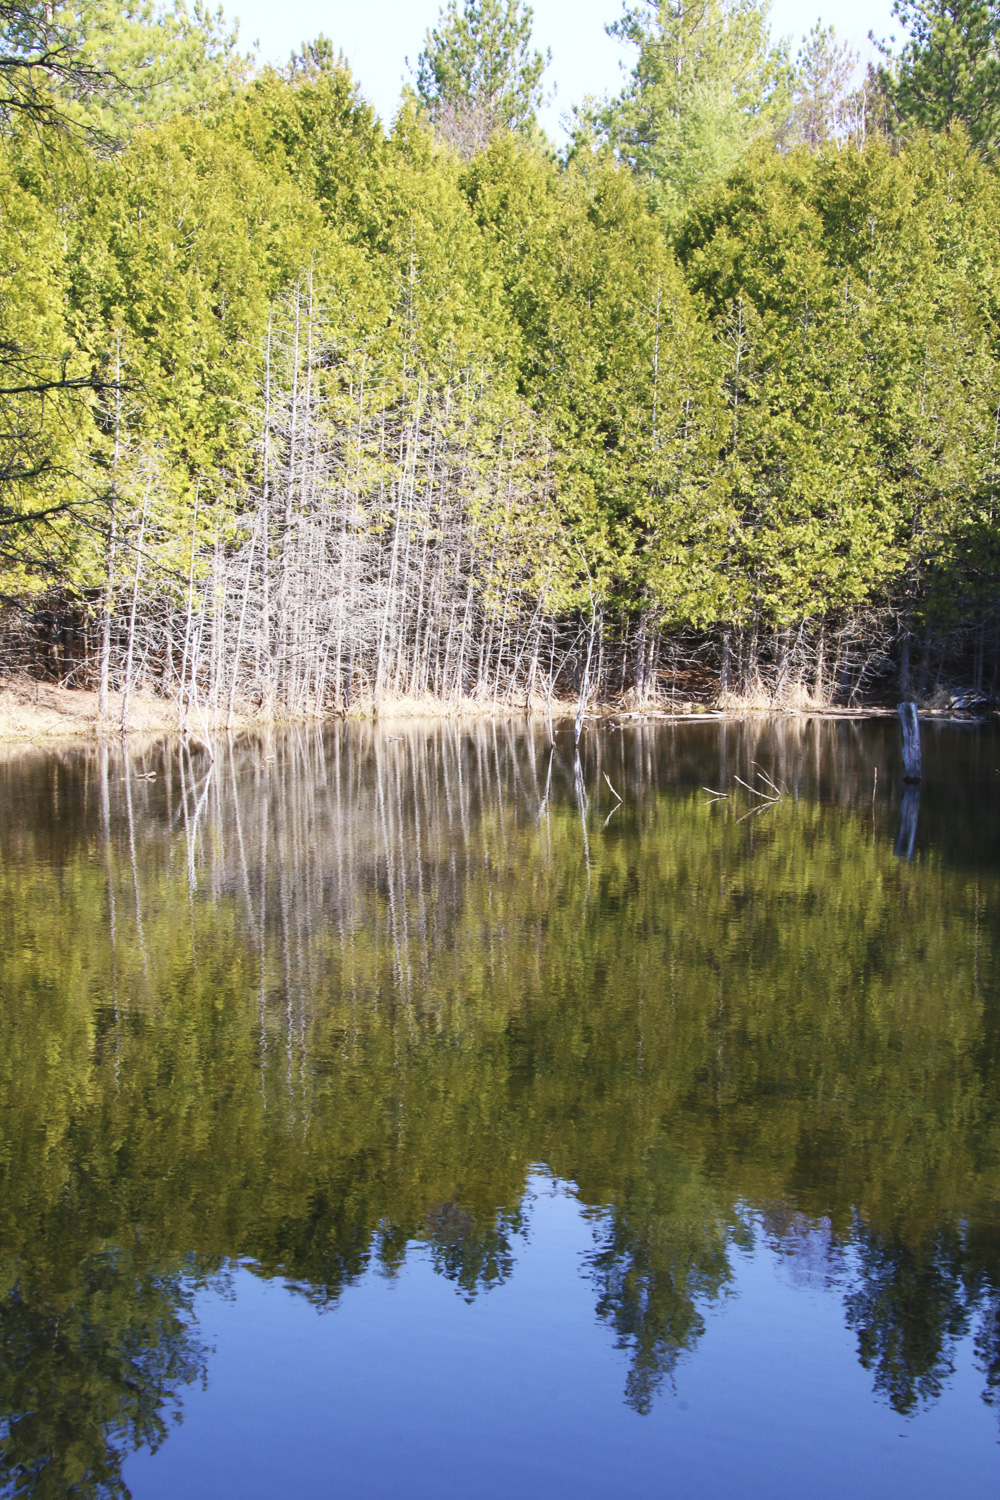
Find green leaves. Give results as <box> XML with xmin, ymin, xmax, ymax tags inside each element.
<box><xmin>673</xmin><ymin>130</ymin><xmax>1000</xmax><ymax>636</ymax></box>
<box><xmin>0</xmin><ymin>141</ymin><xmax>103</xmax><ymax>592</ymax></box>
<box><xmin>53</xmin><ymin>0</ymin><xmax>250</xmax><ymax>138</ymax></box>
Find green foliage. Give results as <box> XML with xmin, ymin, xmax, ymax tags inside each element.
<box><xmin>461</xmin><ymin>134</ymin><xmax>722</xmax><ymax>611</ymax></box>
<box><xmin>70</xmin><ymin>114</ymin><xmax>318</xmax><ymax>476</ymax></box>
<box><xmin>0</xmin><ymin>140</ymin><xmax>102</xmax><ymax>592</ymax></box>
<box><xmin>232</xmin><ymin>61</ymin><xmax>386</xmax><ymax>238</ymax></box>
<box><xmin>414</xmin><ymin>0</ymin><xmax>550</xmax><ymax>151</ymax></box>
<box><xmin>675</xmin><ymin>128</ymin><xmax>1000</xmax><ymax>636</ymax></box>
<box><xmin>0</xmin><ymin>721</ymin><xmax>998</xmax><ymax>1461</ymax></box>
<box><xmin>588</xmin><ymin>0</ymin><xmax>792</xmax><ymax>227</ymax></box>
<box><xmin>0</xmin><ymin>0</ymin><xmax>116</xmax><ymax>139</ymax></box>
<box><xmin>1</xmin><ymin>0</ymin><xmax>1000</xmax><ymax>693</ymax></box>
<box><xmin>880</xmin><ymin>0</ymin><xmax>1000</xmax><ymax>150</ymax></box>
<box><xmin>58</xmin><ymin>0</ymin><xmax>249</xmax><ymax>135</ymax></box>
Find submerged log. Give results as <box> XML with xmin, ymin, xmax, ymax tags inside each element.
<box><xmin>897</xmin><ymin>700</ymin><xmax>922</xmax><ymax>783</ymax></box>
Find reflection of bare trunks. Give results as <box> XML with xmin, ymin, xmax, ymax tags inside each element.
<box><xmin>3</xmin><ymin>717</ymin><xmax>1000</xmax><ymax>1448</ymax></box>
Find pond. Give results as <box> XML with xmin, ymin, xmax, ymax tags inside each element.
<box><xmin>0</xmin><ymin>716</ymin><xmax>998</xmax><ymax>1498</ymax></box>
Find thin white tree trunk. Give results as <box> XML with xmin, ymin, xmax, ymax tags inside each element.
<box><xmin>120</xmin><ymin>473</ymin><xmax>151</xmax><ymax>737</ymax></box>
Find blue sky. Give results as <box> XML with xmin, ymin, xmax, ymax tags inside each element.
<box><xmin>221</xmin><ymin>0</ymin><xmax>900</xmax><ymax>139</ymax></box>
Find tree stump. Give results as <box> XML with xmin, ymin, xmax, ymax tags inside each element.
<box><xmin>898</xmin><ymin>700</ymin><xmax>922</xmax><ymax>783</ymax></box>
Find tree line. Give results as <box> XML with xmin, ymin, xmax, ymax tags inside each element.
<box><xmin>2</xmin><ymin>0</ymin><xmax>1000</xmax><ymax>718</ymax></box>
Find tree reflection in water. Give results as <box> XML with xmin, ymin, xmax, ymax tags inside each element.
<box><xmin>0</xmin><ymin>717</ymin><xmax>998</xmax><ymax>1489</ymax></box>
<box><xmin>0</xmin><ymin>1245</ymin><xmax>213</xmax><ymax>1499</ymax></box>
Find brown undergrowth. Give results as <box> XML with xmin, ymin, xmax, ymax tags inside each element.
<box><xmin>715</xmin><ymin>682</ymin><xmax>830</xmax><ymax>712</ymax></box>
<box><xmin>0</xmin><ymin>679</ymin><xmax>586</xmax><ymax>743</ymax></box>
<box><xmin>0</xmin><ymin>678</ymin><xmax>953</xmax><ymax>745</ymax></box>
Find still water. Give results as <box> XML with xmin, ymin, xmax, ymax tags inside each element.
<box><xmin>0</xmin><ymin>716</ymin><xmax>998</xmax><ymax>1498</ymax></box>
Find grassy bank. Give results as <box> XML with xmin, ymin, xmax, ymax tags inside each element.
<box><xmin>5</xmin><ymin>677</ymin><xmax>967</xmax><ymax>746</ymax></box>
<box><xmin>0</xmin><ymin>680</ymin><xmax>590</xmax><ymax>743</ymax></box>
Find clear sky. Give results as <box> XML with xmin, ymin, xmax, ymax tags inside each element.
<box><xmin>221</xmin><ymin>0</ymin><xmax>900</xmax><ymax>139</ymax></box>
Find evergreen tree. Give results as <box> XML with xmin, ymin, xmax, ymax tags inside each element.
<box><xmin>0</xmin><ymin>1</ymin><xmax>245</xmax><ymax>143</ymax></box>
<box><xmin>786</xmin><ymin>21</ymin><xmax>860</xmax><ymax>147</ymax></box>
<box><xmin>878</xmin><ymin>0</ymin><xmax>1000</xmax><ymax>149</ymax></box>
<box><xmin>0</xmin><ymin>142</ymin><xmax>101</xmax><ymax>589</ymax></box>
<box><xmin>589</xmin><ymin>0</ymin><xmax>791</xmax><ymax>227</ymax></box>
<box><xmin>0</xmin><ymin>0</ymin><xmax>113</xmax><ymax>137</ymax></box>
<box><xmin>413</xmin><ymin>0</ymin><xmax>550</xmax><ymax>154</ymax></box>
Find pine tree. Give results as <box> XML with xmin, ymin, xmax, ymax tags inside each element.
<box><xmin>413</xmin><ymin>0</ymin><xmax>550</xmax><ymax>154</ymax></box>
<box><xmin>879</xmin><ymin>0</ymin><xmax>1000</xmax><ymax>149</ymax></box>
<box><xmin>67</xmin><ymin>0</ymin><xmax>248</xmax><ymax>131</ymax></box>
<box><xmin>0</xmin><ymin>0</ymin><xmax>113</xmax><ymax>137</ymax></box>
<box><xmin>786</xmin><ymin>22</ymin><xmax>860</xmax><ymax>147</ymax></box>
<box><xmin>588</xmin><ymin>0</ymin><xmax>791</xmax><ymax>227</ymax></box>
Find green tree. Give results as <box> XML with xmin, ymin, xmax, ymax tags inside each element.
<box><xmin>69</xmin><ymin>114</ymin><xmax>319</xmax><ymax>485</ymax></box>
<box><xmin>786</xmin><ymin>21</ymin><xmax>861</xmax><ymax>147</ymax></box>
<box><xmin>589</xmin><ymin>0</ymin><xmax>792</xmax><ymax>228</ymax></box>
<box><xmin>878</xmin><ymin>0</ymin><xmax>1000</xmax><ymax>150</ymax></box>
<box><xmin>0</xmin><ymin>4</ymin><xmax>117</xmax><ymax>590</ymax></box>
<box><xmin>234</xmin><ymin>60</ymin><xmax>387</xmax><ymax>240</ymax></box>
<box><xmin>0</xmin><ymin>2</ymin><xmax>245</xmax><ymax>145</ymax></box>
<box><xmin>61</xmin><ymin>0</ymin><xmax>249</xmax><ymax>134</ymax></box>
<box><xmin>413</xmin><ymin>0</ymin><xmax>550</xmax><ymax>153</ymax></box>
<box><xmin>0</xmin><ymin>139</ymin><xmax>104</xmax><ymax>596</ymax></box>
<box><xmin>461</xmin><ymin>132</ymin><xmax>721</xmax><ymax>625</ymax></box>
<box><xmin>0</xmin><ymin>0</ymin><xmax>113</xmax><ymax>138</ymax></box>
<box><xmin>675</xmin><ymin>128</ymin><xmax>1000</xmax><ymax>688</ymax></box>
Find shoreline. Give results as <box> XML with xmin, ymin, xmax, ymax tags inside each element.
<box><xmin>0</xmin><ymin>680</ymin><xmax>992</xmax><ymax>747</ymax></box>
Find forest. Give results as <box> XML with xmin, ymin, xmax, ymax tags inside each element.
<box><xmin>2</xmin><ymin>0</ymin><xmax>1000</xmax><ymax>720</ymax></box>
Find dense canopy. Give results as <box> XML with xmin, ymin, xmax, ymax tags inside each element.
<box><xmin>1</xmin><ymin>0</ymin><xmax>1000</xmax><ymax>713</ymax></box>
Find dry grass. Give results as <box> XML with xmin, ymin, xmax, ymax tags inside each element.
<box><xmin>0</xmin><ymin>676</ymin><xmax>898</xmax><ymax>745</ymax></box>
<box><xmin>363</xmin><ymin>691</ymin><xmax>580</xmax><ymax>722</ymax></box>
<box><xmin>0</xmin><ymin>679</ymin><xmax>271</xmax><ymax>743</ymax></box>
<box><xmin>0</xmin><ymin>679</ymin><xmax>586</xmax><ymax>743</ymax></box>
<box><xmin>716</xmin><ymin>681</ymin><xmax>830</xmax><ymax>713</ymax></box>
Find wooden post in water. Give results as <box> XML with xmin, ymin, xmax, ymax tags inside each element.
<box><xmin>897</xmin><ymin>701</ymin><xmax>922</xmax><ymax>783</ymax></box>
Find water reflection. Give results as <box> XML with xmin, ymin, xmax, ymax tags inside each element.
<box><xmin>0</xmin><ymin>1247</ymin><xmax>212</xmax><ymax>1499</ymax></box>
<box><xmin>0</xmin><ymin>717</ymin><xmax>999</xmax><ymax>1493</ymax></box>
<box><xmin>894</xmin><ymin>784</ymin><xmax>921</xmax><ymax>860</ymax></box>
